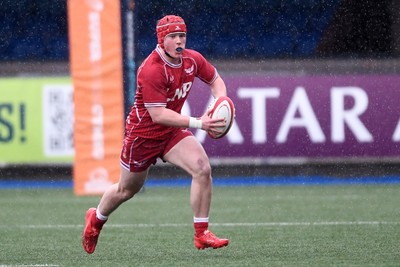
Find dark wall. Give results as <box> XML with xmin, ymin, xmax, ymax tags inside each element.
<box><xmin>316</xmin><ymin>0</ymin><xmax>393</xmax><ymax>56</ymax></box>
<box><xmin>0</xmin><ymin>0</ymin><xmax>398</xmax><ymax>61</ymax></box>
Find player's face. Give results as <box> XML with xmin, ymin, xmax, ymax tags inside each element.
<box><xmin>164</xmin><ymin>32</ymin><xmax>186</xmax><ymax>59</ymax></box>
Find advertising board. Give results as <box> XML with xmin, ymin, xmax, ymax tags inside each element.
<box><xmin>185</xmin><ymin>74</ymin><xmax>400</xmax><ymax>162</ymax></box>
<box><xmin>0</xmin><ymin>77</ymin><xmax>73</xmax><ymax>164</ymax></box>
<box><xmin>2</xmin><ymin>74</ymin><xmax>399</xmax><ymax>166</ymax></box>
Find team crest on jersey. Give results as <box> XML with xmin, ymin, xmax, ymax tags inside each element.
<box><xmin>169</xmin><ymin>75</ymin><xmax>174</xmax><ymax>83</ymax></box>
<box><xmin>184</xmin><ymin>65</ymin><xmax>194</xmax><ymax>75</ymax></box>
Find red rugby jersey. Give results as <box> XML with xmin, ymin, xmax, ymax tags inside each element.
<box><xmin>125</xmin><ymin>45</ymin><xmax>218</xmax><ymax>140</ymax></box>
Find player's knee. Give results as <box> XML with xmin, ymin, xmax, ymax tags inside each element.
<box><xmin>192</xmin><ymin>157</ymin><xmax>211</xmax><ymax>179</ymax></box>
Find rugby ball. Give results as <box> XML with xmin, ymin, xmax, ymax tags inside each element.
<box><xmin>207</xmin><ymin>96</ymin><xmax>235</xmax><ymax>139</ymax></box>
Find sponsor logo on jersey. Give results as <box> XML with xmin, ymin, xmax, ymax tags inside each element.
<box><xmin>167</xmin><ymin>82</ymin><xmax>193</xmax><ymax>102</ymax></box>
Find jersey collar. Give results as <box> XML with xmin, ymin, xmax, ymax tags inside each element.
<box><xmin>155</xmin><ymin>45</ymin><xmax>182</xmax><ymax>68</ymax></box>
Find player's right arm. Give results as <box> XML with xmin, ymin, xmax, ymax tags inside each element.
<box><xmin>147</xmin><ymin>106</ymin><xmax>225</xmax><ymax>131</ymax></box>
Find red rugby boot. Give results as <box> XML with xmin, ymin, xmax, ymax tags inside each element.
<box><xmin>194</xmin><ymin>230</ymin><xmax>229</xmax><ymax>250</ymax></box>
<box><xmin>82</xmin><ymin>208</ymin><xmax>106</xmax><ymax>254</ymax></box>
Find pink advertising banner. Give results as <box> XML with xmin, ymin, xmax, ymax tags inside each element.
<box><xmin>184</xmin><ymin>74</ymin><xmax>400</xmax><ymax>162</ymax></box>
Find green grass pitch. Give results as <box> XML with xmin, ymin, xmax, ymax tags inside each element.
<box><xmin>1</xmin><ymin>185</ymin><xmax>400</xmax><ymax>266</ymax></box>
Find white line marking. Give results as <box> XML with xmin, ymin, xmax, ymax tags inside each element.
<box><xmin>1</xmin><ymin>221</ymin><xmax>399</xmax><ymax>229</ymax></box>
<box><xmin>0</xmin><ymin>265</ymin><xmax>59</xmax><ymax>267</ymax></box>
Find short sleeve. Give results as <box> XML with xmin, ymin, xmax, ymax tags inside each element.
<box><xmin>139</xmin><ymin>65</ymin><xmax>168</xmax><ymax>107</ymax></box>
<box><xmin>189</xmin><ymin>49</ymin><xmax>218</xmax><ymax>85</ymax></box>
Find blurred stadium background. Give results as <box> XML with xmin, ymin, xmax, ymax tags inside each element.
<box><xmin>1</xmin><ymin>0</ymin><xmax>400</xmax><ymax>182</ymax></box>
<box><xmin>1</xmin><ymin>0</ymin><xmax>399</xmax><ymax>61</ymax></box>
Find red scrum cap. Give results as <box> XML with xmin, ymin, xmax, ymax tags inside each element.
<box><xmin>156</xmin><ymin>15</ymin><xmax>187</xmax><ymax>50</ymax></box>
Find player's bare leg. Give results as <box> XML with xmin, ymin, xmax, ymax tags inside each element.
<box><xmin>97</xmin><ymin>167</ymin><xmax>148</xmax><ymax>216</ymax></box>
<box><xmin>82</xmin><ymin>167</ymin><xmax>148</xmax><ymax>254</ymax></box>
<box><xmin>164</xmin><ymin>136</ymin><xmax>229</xmax><ymax>249</ymax></box>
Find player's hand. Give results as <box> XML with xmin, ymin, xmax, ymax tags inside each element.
<box><xmin>200</xmin><ymin>109</ymin><xmax>226</xmax><ymax>132</ymax></box>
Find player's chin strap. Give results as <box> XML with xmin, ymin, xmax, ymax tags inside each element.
<box><xmin>165</xmin><ymin>51</ymin><xmax>174</xmax><ymax>58</ymax></box>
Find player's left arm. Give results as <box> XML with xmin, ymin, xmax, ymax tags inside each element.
<box><xmin>190</xmin><ymin>49</ymin><xmax>227</xmax><ymax>98</ymax></box>
<box><xmin>210</xmin><ymin>76</ymin><xmax>227</xmax><ymax>98</ymax></box>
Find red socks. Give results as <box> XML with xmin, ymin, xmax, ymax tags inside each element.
<box><xmin>92</xmin><ymin>214</ymin><xmax>107</xmax><ymax>230</ymax></box>
<box><xmin>194</xmin><ymin>222</ymin><xmax>208</xmax><ymax>237</ymax></box>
